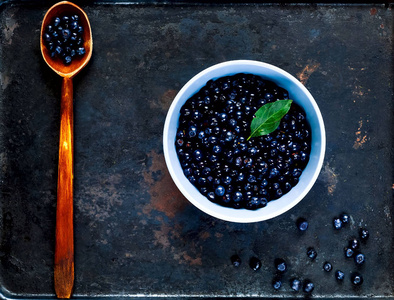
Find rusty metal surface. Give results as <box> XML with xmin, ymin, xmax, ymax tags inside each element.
<box><xmin>0</xmin><ymin>2</ymin><xmax>393</xmax><ymax>299</ymax></box>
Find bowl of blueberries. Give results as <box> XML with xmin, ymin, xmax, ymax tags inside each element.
<box><xmin>163</xmin><ymin>60</ymin><xmax>325</xmax><ymax>223</ymax></box>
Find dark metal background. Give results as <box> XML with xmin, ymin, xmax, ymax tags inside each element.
<box><xmin>0</xmin><ymin>1</ymin><xmax>393</xmax><ymax>299</ymax></box>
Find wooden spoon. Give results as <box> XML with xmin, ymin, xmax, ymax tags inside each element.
<box><xmin>40</xmin><ymin>1</ymin><xmax>92</xmax><ymax>298</ymax></box>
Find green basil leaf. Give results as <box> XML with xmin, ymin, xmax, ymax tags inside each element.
<box><xmin>247</xmin><ymin>99</ymin><xmax>293</xmax><ymax>140</ymax></box>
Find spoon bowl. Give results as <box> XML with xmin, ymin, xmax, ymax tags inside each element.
<box><xmin>40</xmin><ymin>1</ymin><xmax>92</xmax><ymax>78</ymax></box>
<box><xmin>40</xmin><ymin>1</ymin><xmax>92</xmax><ymax>298</ymax></box>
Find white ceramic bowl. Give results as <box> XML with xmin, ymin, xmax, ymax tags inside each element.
<box><xmin>163</xmin><ymin>60</ymin><xmax>325</xmax><ymax>223</ymax></box>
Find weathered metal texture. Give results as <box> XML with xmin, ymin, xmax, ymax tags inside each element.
<box><xmin>0</xmin><ymin>2</ymin><xmax>393</xmax><ymax>299</ymax></box>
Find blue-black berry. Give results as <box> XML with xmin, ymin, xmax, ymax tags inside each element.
<box><xmin>303</xmin><ymin>280</ymin><xmax>314</xmax><ymax>293</ymax></box>
<box><xmin>333</xmin><ymin>217</ymin><xmax>342</xmax><ymax>230</ymax></box>
<box><xmin>359</xmin><ymin>228</ymin><xmax>369</xmax><ymax>242</ymax></box>
<box><xmin>274</xmin><ymin>258</ymin><xmax>287</xmax><ymax>273</ymax></box>
<box><xmin>231</xmin><ymin>254</ymin><xmax>241</xmax><ymax>267</ymax></box>
<box><xmin>354</xmin><ymin>253</ymin><xmax>365</xmax><ymax>265</ymax></box>
<box><xmin>340</xmin><ymin>213</ymin><xmax>350</xmax><ymax>224</ymax></box>
<box><xmin>249</xmin><ymin>257</ymin><xmax>261</xmax><ymax>271</ymax></box>
<box><xmin>344</xmin><ymin>247</ymin><xmax>354</xmax><ymax>258</ymax></box>
<box><xmin>351</xmin><ymin>273</ymin><xmax>363</xmax><ymax>286</ymax></box>
<box><xmin>297</xmin><ymin>218</ymin><xmax>309</xmax><ymax>231</ymax></box>
<box><xmin>323</xmin><ymin>262</ymin><xmax>332</xmax><ymax>272</ymax></box>
<box><xmin>290</xmin><ymin>279</ymin><xmax>301</xmax><ymax>292</ymax></box>
<box><xmin>307</xmin><ymin>247</ymin><xmax>317</xmax><ymax>260</ymax></box>
<box><xmin>335</xmin><ymin>270</ymin><xmax>345</xmax><ymax>281</ymax></box>
<box><xmin>272</xmin><ymin>278</ymin><xmax>282</xmax><ymax>290</ymax></box>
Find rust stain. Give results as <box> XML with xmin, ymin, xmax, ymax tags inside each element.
<box><xmin>297</xmin><ymin>62</ymin><xmax>320</xmax><ymax>85</ymax></box>
<box><xmin>153</xmin><ymin>223</ymin><xmax>172</xmax><ymax>249</ymax></box>
<box><xmin>142</xmin><ymin>150</ymin><xmax>189</xmax><ymax>219</ymax></box>
<box><xmin>319</xmin><ymin>163</ymin><xmax>338</xmax><ymax>196</ymax></box>
<box><xmin>370</xmin><ymin>8</ymin><xmax>377</xmax><ymax>16</ymax></box>
<box><xmin>215</xmin><ymin>232</ymin><xmax>223</xmax><ymax>239</ymax></box>
<box><xmin>149</xmin><ymin>89</ymin><xmax>178</xmax><ymax>111</ymax></box>
<box><xmin>76</xmin><ymin>174</ymin><xmax>123</xmax><ymax>224</ymax></box>
<box><xmin>199</xmin><ymin>231</ymin><xmax>211</xmax><ymax>241</ymax></box>
<box><xmin>380</xmin><ymin>24</ymin><xmax>384</xmax><ymax>29</ymax></box>
<box><xmin>353</xmin><ymin>119</ymin><xmax>368</xmax><ymax>149</ymax></box>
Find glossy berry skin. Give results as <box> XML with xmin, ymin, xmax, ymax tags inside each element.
<box><xmin>345</xmin><ymin>247</ymin><xmax>354</xmax><ymax>258</ymax></box>
<box><xmin>249</xmin><ymin>257</ymin><xmax>262</xmax><ymax>271</ymax></box>
<box><xmin>297</xmin><ymin>218</ymin><xmax>309</xmax><ymax>231</ymax></box>
<box><xmin>354</xmin><ymin>253</ymin><xmax>365</xmax><ymax>265</ymax></box>
<box><xmin>307</xmin><ymin>247</ymin><xmax>317</xmax><ymax>260</ymax></box>
<box><xmin>349</xmin><ymin>238</ymin><xmax>360</xmax><ymax>250</ymax></box>
<box><xmin>303</xmin><ymin>280</ymin><xmax>314</xmax><ymax>293</ymax></box>
<box><xmin>323</xmin><ymin>262</ymin><xmax>332</xmax><ymax>272</ymax></box>
<box><xmin>333</xmin><ymin>217</ymin><xmax>342</xmax><ymax>230</ymax></box>
<box><xmin>231</xmin><ymin>255</ymin><xmax>241</xmax><ymax>267</ymax></box>
<box><xmin>359</xmin><ymin>228</ymin><xmax>369</xmax><ymax>242</ymax></box>
<box><xmin>351</xmin><ymin>273</ymin><xmax>363</xmax><ymax>286</ymax></box>
<box><xmin>274</xmin><ymin>258</ymin><xmax>287</xmax><ymax>273</ymax></box>
<box><xmin>175</xmin><ymin>74</ymin><xmax>311</xmax><ymax>210</ymax></box>
<box><xmin>335</xmin><ymin>270</ymin><xmax>345</xmax><ymax>281</ymax></box>
<box><xmin>290</xmin><ymin>279</ymin><xmax>301</xmax><ymax>292</ymax></box>
<box><xmin>272</xmin><ymin>278</ymin><xmax>282</xmax><ymax>290</ymax></box>
<box><xmin>340</xmin><ymin>213</ymin><xmax>350</xmax><ymax>224</ymax></box>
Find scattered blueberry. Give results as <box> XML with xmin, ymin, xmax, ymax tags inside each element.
<box><xmin>307</xmin><ymin>247</ymin><xmax>317</xmax><ymax>260</ymax></box>
<box><xmin>351</xmin><ymin>273</ymin><xmax>363</xmax><ymax>286</ymax></box>
<box><xmin>290</xmin><ymin>279</ymin><xmax>302</xmax><ymax>292</ymax></box>
<box><xmin>354</xmin><ymin>253</ymin><xmax>365</xmax><ymax>265</ymax></box>
<box><xmin>274</xmin><ymin>258</ymin><xmax>287</xmax><ymax>273</ymax></box>
<box><xmin>297</xmin><ymin>218</ymin><xmax>309</xmax><ymax>231</ymax></box>
<box><xmin>359</xmin><ymin>228</ymin><xmax>369</xmax><ymax>242</ymax></box>
<box><xmin>344</xmin><ymin>247</ymin><xmax>354</xmax><ymax>258</ymax></box>
<box><xmin>230</xmin><ymin>254</ymin><xmax>241</xmax><ymax>267</ymax></box>
<box><xmin>323</xmin><ymin>262</ymin><xmax>332</xmax><ymax>272</ymax></box>
<box><xmin>272</xmin><ymin>278</ymin><xmax>282</xmax><ymax>290</ymax></box>
<box><xmin>249</xmin><ymin>257</ymin><xmax>262</xmax><ymax>271</ymax></box>
<box><xmin>333</xmin><ymin>217</ymin><xmax>342</xmax><ymax>230</ymax></box>
<box><xmin>349</xmin><ymin>238</ymin><xmax>360</xmax><ymax>250</ymax></box>
<box><xmin>335</xmin><ymin>270</ymin><xmax>345</xmax><ymax>281</ymax></box>
<box><xmin>340</xmin><ymin>213</ymin><xmax>350</xmax><ymax>224</ymax></box>
<box><xmin>303</xmin><ymin>280</ymin><xmax>314</xmax><ymax>293</ymax></box>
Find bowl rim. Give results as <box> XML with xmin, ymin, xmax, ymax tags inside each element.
<box><xmin>163</xmin><ymin>60</ymin><xmax>326</xmax><ymax>223</ymax></box>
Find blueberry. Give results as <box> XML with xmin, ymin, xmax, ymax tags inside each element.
<box><xmin>307</xmin><ymin>247</ymin><xmax>317</xmax><ymax>260</ymax></box>
<box><xmin>193</xmin><ymin>149</ymin><xmax>203</xmax><ymax>161</ymax></box>
<box><xmin>55</xmin><ymin>45</ymin><xmax>63</xmax><ymax>55</ymax></box>
<box><xmin>274</xmin><ymin>258</ymin><xmax>287</xmax><ymax>273</ymax></box>
<box><xmin>272</xmin><ymin>278</ymin><xmax>282</xmax><ymax>290</ymax></box>
<box><xmin>77</xmin><ymin>47</ymin><xmax>86</xmax><ymax>56</ymax></box>
<box><xmin>62</xmin><ymin>29</ymin><xmax>71</xmax><ymax>39</ymax></box>
<box><xmin>359</xmin><ymin>228</ymin><xmax>369</xmax><ymax>242</ymax></box>
<box><xmin>344</xmin><ymin>247</ymin><xmax>354</xmax><ymax>258</ymax></box>
<box><xmin>233</xmin><ymin>191</ymin><xmax>243</xmax><ymax>203</ymax></box>
<box><xmin>335</xmin><ymin>270</ymin><xmax>345</xmax><ymax>281</ymax></box>
<box><xmin>340</xmin><ymin>213</ymin><xmax>350</xmax><ymax>224</ymax></box>
<box><xmin>62</xmin><ymin>15</ymin><xmax>70</xmax><ymax>23</ymax></box>
<box><xmin>63</xmin><ymin>56</ymin><xmax>72</xmax><ymax>65</ymax></box>
<box><xmin>43</xmin><ymin>33</ymin><xmax>52</xmax><ymax>42</ymax></box>
<box><xmin>188</xmin><ymin>126</ymin><xmax>197</xmax><ymax>138</ymax></box>
<box><xmin>245</xmin><ymin>197</ymin><xmax>261</xmax><ymax>210</ymax></box>
<box><xmin>212</xmin><ymin>145</ymin><xmax>221</xmax><ymax>154</ymax></box>
<box><xmin>351</xmin><ymin>273</ymin><xmax>363</xmax><ymax>286</ymax></box>
<box><xmin>333</xmin><ymin>217</ymin><xmax>342</xmax><ymax>230</ymax></box>
<box><xmin>231</xmin><ymin>254</ymin><xmax>241</xmax><ymax>267</ymax></box>
<box><xmin>71</xmin><ymin>14</ymin><xmax>79</xmax><ymax>21</ymax></box>
<box><xmin>349</xmin><ymin>238</ymin><xmax>360</xmax><ymax>250</ymax></box>
<box><xmin>207</xmin><ymin>192</ymin><xmax>215</xmax><ymax>202</ymax></box>
<box><xmin>249</xmin><ymin>257</ymin><xmax>261</xmax><ymax>271</ymax></box>
<box><xmin>323</xmin><ymin>262</ymin><xmax>332</xmax><ymax>272</ymax></box>
<box><xmin>303</xmin><ymin>280</ymin><xmax>314</xmax><ymax>293</ymax></box>
<box><xmin>70</xmin><ymin>21</ymin><xmax>78</xmax><ymax>30</ymax></box>
<box><xmin>53</xmin><ymin>17</ymin><xmax>61</xmax><ymax>27</ymax></box>
<box><xmin>354</xmin><ymin>253</ymin><xmax>365</xmax><ymax>265</ymax></box>
<box><xmin>215</xmin><ymin>185</ymin><xmax>225</xmax><ymax>197</ymax></box>
<box><xmin>296</xmin><ymin>218</ymin><xmax>309</xmax><ymax>231</ymax></box>
<box><xmin>290</xmin><ymin>279</ymin><xmax>301</xmax><ymax>292</ymax></box>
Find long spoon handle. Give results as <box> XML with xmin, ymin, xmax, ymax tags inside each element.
<box><xmin>54</xmin><ymin>77</ymin><xmax>74</xmax><ymax>299</ymax></box>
